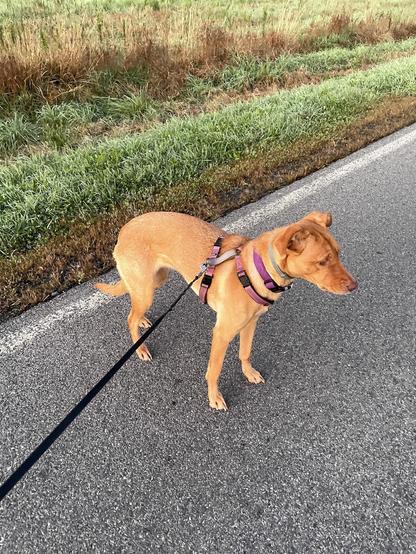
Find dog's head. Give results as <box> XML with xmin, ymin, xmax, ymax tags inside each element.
<box><xmin>272</xmin><ymin>211</ymin><xmax>357</xmax><ymax>295</ymax></box>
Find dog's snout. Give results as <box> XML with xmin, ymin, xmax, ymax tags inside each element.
<box><xmin>347</xmin><ymin>279</ymin><xmax>358</xmax><ymax>292</ymax></box>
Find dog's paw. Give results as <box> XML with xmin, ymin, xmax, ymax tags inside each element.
<box><xmin>243</xmin><ymin>367</ymin><xmax>265</xmax><ymax>384</ymax></box>
<box><xmin>137</xmin><ymin>344</ymin><xmax>152</xmax><ymax>361</ymax></box>
<box><xmin>209</xmin><ymin>392</ymin><xmax>228</xmax><ymax>411</ymax></box>
<box><xmin>139</xmin><ymin>317</ymin><xmax>152</xmax><ymax>329</ymax></box>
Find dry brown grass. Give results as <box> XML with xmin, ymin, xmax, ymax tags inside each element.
<box><xmin>315</xmin><ymin>13</ymin><xmax>416</xmax><ymax>44</ymax></box>
<box><xmin>1</xmin><ymin>10</ymin><xmax>416</xmax><ymax>100</ymax></box>
<box><xmin>2</xmin><ymin>95</ymin><xmax>416</xmax><ymax>322</ymax></box>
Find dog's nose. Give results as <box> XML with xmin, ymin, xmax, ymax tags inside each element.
<box><xmin>347</xmin><ymin>279</ymin><xmax>358</xmax><ymax>292</ymax></box>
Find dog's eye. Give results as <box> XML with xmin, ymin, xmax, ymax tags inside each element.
<box><xmin>318</xmin><ymin>258</ymin><xmax>329</xmax><ymax>267</ymax></box>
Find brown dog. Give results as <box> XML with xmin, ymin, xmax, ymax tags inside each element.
<box><xmin>96</xmin><ymin>211</ymin><xmax>357</xmax><ymax>410</ymax></box>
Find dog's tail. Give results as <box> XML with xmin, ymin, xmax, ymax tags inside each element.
<box><xmin>95</xmin><ymin>279</ymin><xmax>127</xmax><ymax>297</ymax></box>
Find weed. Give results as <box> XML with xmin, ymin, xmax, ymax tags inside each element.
<box><xmin>104</xmin><ymin>92</ymin><xmax>159</xmax><ymax>121</ymax></box>
<box><xmin>0</xmin><ymin>114</ymin><xmax>39</xmax><ymax>155</ymax></box>
<box><xmin>38</xmin><ymin>103</ymin><xmax>93</xmax><ymax>148</ymax></box>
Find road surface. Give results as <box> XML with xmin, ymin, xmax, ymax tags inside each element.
<box><xmin>1</xmin><ymin>124</ymin><xmax>415</xmax><ymax>552</ymax></box>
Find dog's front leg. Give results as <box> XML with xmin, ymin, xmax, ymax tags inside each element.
<box><xmin>205</xmin><ymin>324</ymin><xmax>236</xmax><ymax>411</ymax></box>
<box><xmin>239</xmin><ymin>317</ymin><xmax>265</xmax><ymax>384</ymax></box>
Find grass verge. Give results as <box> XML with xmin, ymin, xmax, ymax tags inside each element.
<box><xmin>1</xmin><ymin>95</ymin><xmax>416</xmax><ymax>321</ymax></box>
<box><xmin>2</xmin><ymin>37</ymin><xmax>416</xmax><ymax>160</ymax></box>
<box><xmin>1</xmin><ymin>55</ymin><xmax>416</xmax><ymax>259</ymax></box>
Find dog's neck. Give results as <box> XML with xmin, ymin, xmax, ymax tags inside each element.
<box><xmin>267</xmin><ymin>241</ymin><xmax>293</xmax><ymax>282</ymax></box>
<box><xmin>239</xmin><ymin>234</ymin><xmax>293</xmax><ymax>300</ymax></box>
<box><xmin>254</xmin><ymin>232</ymin><xmax>293</xmax><ymax>283</ymax></box>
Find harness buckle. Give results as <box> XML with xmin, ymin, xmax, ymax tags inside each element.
<box><xmin>237</xmin><ymin>272</ymin><xmax>251</xmax><ymax>289</ymax></box>
<box><xmin>199</xmin><ymin>237</ymin><xmax>223</xmax><ymax>304</ymax></box>
<box><xmin>201</xmin><ymin>273</ymin><xmax>213</xmax><ymax>287</ymax></box>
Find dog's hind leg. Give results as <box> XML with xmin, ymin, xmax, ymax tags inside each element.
<box><xmin>116</xmin><ymin>258</ymin><xmax>157</xmax><ymax>361</ymax></box>
<box><xmin>133</xmin><ymin>268</ymin><xmax>170</xmax><ymax>329</ymax></box>
<box><xmin>127</xmin><ymin>288</ymin><xmax>155</xmax><ymax>361</ymax></box>
<box><xmin>128</xmin><ymin>267</ymin><xmax>169</xmax><ymax>330</ymax></box>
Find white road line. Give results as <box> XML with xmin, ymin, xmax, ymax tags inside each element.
<box><xmin>1</xmin><ymin>126</ymin><xmax>416</xmax><ymax>355</ymax></box>
<box><xmin>225</xmin><ymin>126</ymin><xmax>416</xmax><ymax>233</ymax></box>
<box><xmin>0</xmin><ymin>293</ymin><xmax>112</xmax><ymax>356</ymax></box>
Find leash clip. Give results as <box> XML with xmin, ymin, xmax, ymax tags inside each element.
<box><xmin>198</xmin><ymin>262</ymin><xmax>208</xmax><ymax>276</ymax></box>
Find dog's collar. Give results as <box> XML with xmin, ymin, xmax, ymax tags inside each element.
<box><xmin>267</xmin><ymin>242</ymin><xmax>294</xmax><ymax>281</ymax></box>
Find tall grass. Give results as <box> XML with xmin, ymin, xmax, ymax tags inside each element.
<box><xmin>1</xmin><ymin>0</ymin><xmax>416</xmax><ymax>30</ymax></box>
<box><xmin>0</xmin><ymin>0</ymin><xmax>415</xmax><ymax>99</ymax></box>
<box><xmin>0</xmin><ymin>37</ymin><xmax>415</xmax><ymax>159</ymax></box>
<box><xmin>1</xmin><ymin>56</ymin><xmax>416</xmax><ymax>257</ymax></box>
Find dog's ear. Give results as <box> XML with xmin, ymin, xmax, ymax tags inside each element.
<box><xmin>274</xmin><ymin>225</ymin><xmax>310</xmax><ymax>258</ymax></box>
<box><xmin>303</xmin><ymin>211</ymin><xmax>332</xmax><ymax>228</ymax></box>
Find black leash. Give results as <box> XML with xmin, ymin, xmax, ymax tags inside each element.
<box><xmin>0</xmin><ymin>266</ymin><xmax>207</xmax><ymax>502</ymax></box>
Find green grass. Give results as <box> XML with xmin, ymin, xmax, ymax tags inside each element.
<box><xmin>0</xmin><ymin>114</ymin><xmax>39</xmax><ymax>156</ymax></box>
<box><xmin>103</xmin><ymin>93</ymin><xmax>160</xmax><ymax>121</ymax></box>
<box><xmin>37</xmin><ymin>103</ymin><xmax>95</xmax><ymax>149</ymax></box>
<box><xmin>187</xmin><ymin>36</ymin><xmax>416</xmax><ymax>94</ymax></box>
<box><xmin>0</xmin><ymin>37</ymin><xmax>415</xmax><ymax>160</ymax></box>
<box><xmin>1</xmin><ymin>55</ymin><xmax>416</xmax><ymax>258</ymax></box>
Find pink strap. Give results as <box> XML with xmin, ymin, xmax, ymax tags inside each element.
<box><xmin>253</xmin><ymin>250</ymin><xmax>277</xmax><ymax>291</ymax></box>
<box><xmin>235</xmin><ymin>254</ymin><xmax>273</xmax><ymax>307</ymax></box>
<box><xmin>199</xmin><ymin>239</ymin><xmax>222</xmax><ymax>304</ymax></box>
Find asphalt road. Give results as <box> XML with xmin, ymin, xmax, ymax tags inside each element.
<box><xmin>1</xmin><ymin>124</ymin><xmax>415</xmax><ymax>553</ymax></box>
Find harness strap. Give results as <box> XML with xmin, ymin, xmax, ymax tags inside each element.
<box><xmin>199</xmin><ymin>236</ymin><xmax>223</xmax><ymax>304</ymax></box>
<box><xmin>253</xmin><ymin>250</ymin><xmax>292</xmax><ymax>293</ymax></box>
<box><xmin>235</xmin><ymin>253</ymin><xmax>274</xmax><ymax>307</ymax></box>
<box><xmin>207</xmin><ymin>248</ymin><xmax>238</xmax><ymax>267</ymax></box>
<box><xmin>200</xmin><ymin>240</ymin><xmax>292</xmax><ymax>307</ymax></box>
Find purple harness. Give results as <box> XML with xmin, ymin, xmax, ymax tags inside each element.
<box><xmin>199</xmin><ymin>238</ymin><xmax>292</xmax><ymax>306</ymax></box>
<box><xmin>236</xmin><ymin>250</ymin><xmax>292</xmax><ymax>306</ymax></box>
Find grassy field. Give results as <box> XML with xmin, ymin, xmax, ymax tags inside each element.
<box><xmin>2</xmin><ymin>37</ymin><xmax>416</xmax><ymax>160</ymax></box>
<box><xmin>1</xmin><ymin>0</ymin><xmax>416</xmax><ymax>100</ymax></box>
<box><xmin>1</xmin><ymin>0</ymin><xmax>416</xmax><ymax>317</ymax></box>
